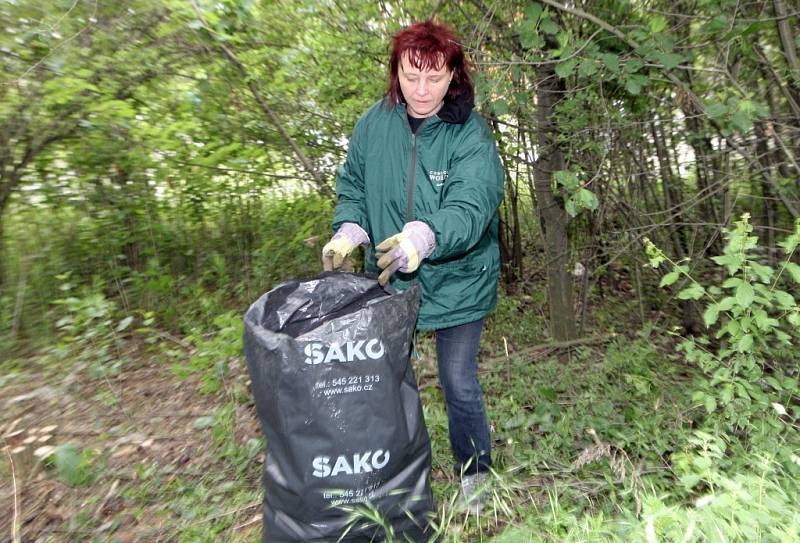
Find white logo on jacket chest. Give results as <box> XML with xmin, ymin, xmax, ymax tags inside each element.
<box><xmin>429</xmin><ymin>170</ymin><xmax>448</xmax><ymax>185</ymax></box>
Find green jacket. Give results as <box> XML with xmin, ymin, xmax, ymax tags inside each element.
<box><xmin>333</xmin><ymin>98</ymin><xmax>505</xmax><ymax>330</ymax></box>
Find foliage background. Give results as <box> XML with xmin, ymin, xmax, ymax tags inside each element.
<box><xmin>1</xmin><ymin>0</ymin><xmax>799</xmax><ymax>541</ymax></box>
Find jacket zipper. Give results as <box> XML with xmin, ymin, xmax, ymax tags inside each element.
<box><xmin>406</xmin><ymin>119</ymin><xmax>426</xmax><ymax>222</ymax></box>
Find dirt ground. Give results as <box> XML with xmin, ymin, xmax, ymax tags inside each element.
<box><xmin>0</xmin><ymin>344</ymin><xmax>263</xmax><ymax>542</ymax></box>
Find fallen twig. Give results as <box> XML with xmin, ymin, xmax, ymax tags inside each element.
<box><xmin>483</xmin><ymin>333</ymin><xmax>615</xmax><ymax>366</ymax></box>
<box><xmin>232</xmin><ymin>513</ymin><xmax>261</xmax><ymax>531</ymax></box>
<box><xmin>93</xmin><ymin>479</ymin><xmax>120</xmax><ymax>518</ymax></box>
<box><xmin>4</xmin><ymin>445</ymin><xmax>21</xmax><ymax>543</ymax></box>
<box><xmin>156</xmin><ymin>330</ymin><xmax>194</xmax><ymax>350</ymax></box>
<box><xmin>185</xmin><ymin>501</ymin><xmax>260</xmax><ymax>527</ymax></box>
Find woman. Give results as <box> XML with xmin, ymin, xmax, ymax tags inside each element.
<box><xmin>322</xmin><ymin>20</ymin><xmax>504</xmax><ymax>511</ymax></box>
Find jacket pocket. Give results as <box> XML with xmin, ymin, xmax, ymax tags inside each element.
<box><xmin>421</xmin><ymin>254</ymin><xmax>498</xmax><ymax>316</ymax></box>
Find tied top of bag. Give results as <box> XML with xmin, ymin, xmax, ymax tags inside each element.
<box><xmin>246</xmin><ymin>272</ymin><xmax>403</xmax><ymax>338</ymax></box>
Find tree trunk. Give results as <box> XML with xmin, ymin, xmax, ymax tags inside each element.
<box><xmin>0</xmin><ymin>213</ymin><xmax>6</xmax><ymax>289</ymax></box>
<box><xmin>773</xmin><ymin>0</ymin><xmax>800</xmax><ymax>107</ymax></box>
<box><xmin>534</xmin><ymin>62</ymin><xmax>576</xmax><ymax>341</ymax></box>
<box><xmin>0</xmin><ymin>163</ymin><xmax>23</xmax><ymax>290</ymax></box>
<box><xmin>492</xmin><ymin>119</ymin><xmax>523</xmax><ymax>287</ymax></box>
<box><xmin>650</xmin><ymin>120</ymin><xmax>687</xmax><ymax>260</ymax></box>
<box><xmin>650</xmin><ymin>119</ymin><xmax>704</xmax><ymax>334</ymax></box>
<box><xmin>754</xmin><ymin>120</ymin><xmax>778</xmax><ymax>261</ymax></box>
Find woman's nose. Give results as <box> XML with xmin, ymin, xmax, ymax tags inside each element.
<box><xmin>416</xmin><ymin>80</ymin><xmax>428</xmax><ymax>96</ymax></box>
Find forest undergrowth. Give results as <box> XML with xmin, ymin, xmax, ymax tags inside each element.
<box><xmin>1</xmin><ymin>277</ymin><xmax>797</xmax><ymax>541</ymax></box>
<box><xmin>3</xmin><ymin>0</ymin><xmax>800</xmax><ymax>539</ymax></box>
<box><xmin>1</xmin><ymin>201</ymin><xmax>799</xmax><ymax>542</ymax></box>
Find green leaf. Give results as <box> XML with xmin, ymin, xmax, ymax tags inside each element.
<box><xmin>705</xmin><ymin>102</ymin><xmax>727</xmax><ymax>119</ymax></box>
<box><xmin>493</xmin><ymin>99</ymin><xmax>510</xmax><ymax>116</ymax></box>
<box><xmin>649</xmin><ymin>15</ymin><xmax>668</xmax><ymax>33</ymax></box>
<box><xmin>680</xmin><ymin>473</ymin><xmax>702</xmax><ymax>489</ymax></box>
<box><xmin>601</xmin><ymin>53</ymin><xmax>620</xmax><ymax>73</ymax></box>
<box><xmin>625</xmin><ymin>77</ymin><xmax>642</xmax><ymax>95</ymax></box>
<box><xmin>518</xmin><ymin>6</ymin><xmax>544</xmax><ymax>50</ymax></box>
<box><xmin>54</xmin><ymin>444</ymin><xmax>95</xmax><ymax>487</ymax></box>
<box><xmin>625</xmin><ymin>75</ymin><xmax>648</xmax><ymax>95</ymax></box>
<box><xmin>520</xmin><ymin>28</ymin><xmax>544</xmax><ymax>50</ymax></box>
<box><xmin>720</xmin><ymin>384</ymin><xmax>734</xmax><ymax>404</ymax></box>
<box><xmin>705</xmin><ymin>15</ymin><xmax>729</xmax><ymax>34</ymax></box>
<box><xmin>758</xmin><ymin>316</ymin><xmax>779</xmax><ymax>331</ymax></box>
<box><xmin>772</xmin><ymin>289</ymin><xmax>795</xmax><ymax>308</ymax></box>
<box><xmin>731</xmin><ymin>109</ymin><xmax>753</xmax><ymax>133</ymax></box>
<box><xmin>655</xmin><ymin>52</ymin><xmax>683</xmax><ymax>70</ymax></box>
<box><xmin>717</xmin><ymin>296</ymin><xmax>736</xmax><ymax>311</ymax></box>
<box><xmin>736</xmin><ymin>333</ymin><xmax>753</xmax><ymax>352</ymax></box>
<box><xmin>659</xmin><ymin>270</ymin><xmax>680</xmax><ymax>288</ymax></box>
<box><xmin>624</xmin><ymin>59</ymin><xmax>644</xmax><ymax>74</ymax></box>
<box><xmin>735</xmin><ymin>282</ymin><xmax>754</xmax><ymax>307</ymax></box>
<box><xmin>749</xmin><ymin>261</ymin><xmax>773</xmax><ymax>283</ymax></box>
<box><xmin>740</xmin><ymin>315</ymin><xmax>752</xmax><ymax>332</ymax></box>
<box><xmin>714</xmin><ymin>254</ymin><xmax>744</xmax><ymax>275</ymax></box>
<box><xmin>557</xmin><ymin>31</ymin><xmax>572</xmax><ymax>54</ymax></box>
<box><xmin>116</xmin><ymin>316</ymin><xmax>134</xmax><ymax>332</ymax></box>
<box><xmin>774</xmin><ymin>330</ymin><xmax>791</xmax><ymax>344</ymax></box>
<box><xmin>677</xmin><ymin>283</ymin><xmax>704</xmax><ymax>300</ymax></box>
<box><xmin>784</xmin><ymin>262</ymin><xmax>800</xmax><ymax>283</ymax></box>
<box><xmin>577</xmin><ymin>58</ymin><xmax>598</xmax><ymax>77</ymax></box>
<box><xmin>504</xmin><ymin>413</ymin><xmax>527</xmax><ymax>429</ymax></box>
<box><xmin>704</xmin><ymin>395</ymin><xmax>717</xmax><ymax>414</ymax></box>
<box><xmin>703</xmin><ymin>304</ymin><xmax>720</xmax><ymax>327</ymax></box>
<box><xmin>739</xmin><ymin>21</ymin><xmax>771</xmax><ymax>38</ymax></box>
<box><xmin>540</xmin><ymin>17</ymin><xmax>560</xmax><ymax>35</ymax></box>
<box><xmin>717</xmin><ymin>319</ymin><xmax>740</xmax><ymax>339</ymax></box>
<box><xmin>577</xmin><ymin>188</ymin><xmax>598</xmax><ymax>211</ymax></box>
<box><xmin>721</xmin><ymin>277</ymin><xmax>743</xmax><ymax>289</ymax></box>
<box><xmin>538</xmin><ymin>386</ymin><xmax>557</xmax><ymax>401</ymax></box>
<box><xmin>524</xmin><ymin>2</ymin><xmax>543</xmax><ymax>24</ymax></box>
<box><xmin>554</xmin><ymin>170</ymin><xmax>579</xmax><ymax>191</ymax></box>
<box><xmin>753</xmin><ymin>309</ymin><xmax>768</xmax><ymax>329</ymax></box>
<box><xmin>555</xmin><ymin>58</ymin><xmax>578</xmax><ymax>79</ymax></box>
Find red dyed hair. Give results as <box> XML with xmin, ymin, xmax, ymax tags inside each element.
<box><xmin>387</xmin><ymin>21</ymin><xmax>474</xmax><ymax>106</ymax></box>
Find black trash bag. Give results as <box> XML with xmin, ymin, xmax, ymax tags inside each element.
<box><xmin>243</xmin><ymin>272</ymin><xmax>435</xmax><ymax>542</ymax></box>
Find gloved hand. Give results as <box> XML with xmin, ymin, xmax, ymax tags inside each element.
<box><xmin>375</xmin><ymin>221</ymin><xmax>436</xmax><ymax>286</ymax></box>
<box><xmin>322</xmin><ymin>223</ymin><xmax>369</xmax><ymax>271</ymax></box>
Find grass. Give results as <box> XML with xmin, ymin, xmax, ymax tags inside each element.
<box><xmin>1</xmin><ymin>290</ymin><xmax>798</xmax><ymax>542</ymax></box>
<box><xmin>412</xmin><ymin>323</ymin><xmax>688</xmax><ymax>541</ymax></box>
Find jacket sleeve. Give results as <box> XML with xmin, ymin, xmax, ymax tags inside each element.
<box><xmin>417</xmin><ymin>117</ymin><xmax>505</xmax><ymax>261</ymax></box>
<box><xmin>332</xmin><ymin>117</ymin><xmax>368</xmax><ymax>233</ymax></box>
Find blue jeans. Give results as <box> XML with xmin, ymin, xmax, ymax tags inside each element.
<box><xmin>435</xmin><ymin>318</ymin><xmax>491</xmax><ymax>475</ymax></box>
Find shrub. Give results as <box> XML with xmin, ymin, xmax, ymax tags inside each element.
<box><xmin>644</xmin><ymin>214</ymin><xmax>800</xmax><ymax>435</ymax></box>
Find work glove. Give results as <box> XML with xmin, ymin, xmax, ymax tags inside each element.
<box><xmin>322</xmin><ymin>223</ymin><xmax>369</xmax><ymax>271</ymax></box>
<box><xmin>375</xmin><ymin>221</ymin><xmax>436</xmax><ymax>286</ymax></box>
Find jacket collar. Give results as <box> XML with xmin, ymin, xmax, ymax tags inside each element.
<box><xmin>437</xmin><ymin>93</ymin><xmax>474</xmax><ymax>124</ymax></box>
<box><xmin>391</xmin><ymin>92</ymin><xmax>473</xmax><ymax>129</ymax></box>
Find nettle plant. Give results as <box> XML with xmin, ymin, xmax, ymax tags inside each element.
<box><xmin>644</xmin><ymin>214</ymin><xmax>800</xmax><ymax>431</ymax></box>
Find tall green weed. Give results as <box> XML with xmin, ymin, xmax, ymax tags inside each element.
<box><xmin>1</xmin><ymin>191</ymin><xmax>332</xmax><ymax>351</ymax></box>
<box><xmin>645</xmin><ymin>213</ymin><xmax>800</xmax><ymax>437</ymax></box>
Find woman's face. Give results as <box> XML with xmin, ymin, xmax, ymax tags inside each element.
<box><xmin>399</xmin><ymin>52</ymin><xmax>452</xmax><ymax>119</ymax></box>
